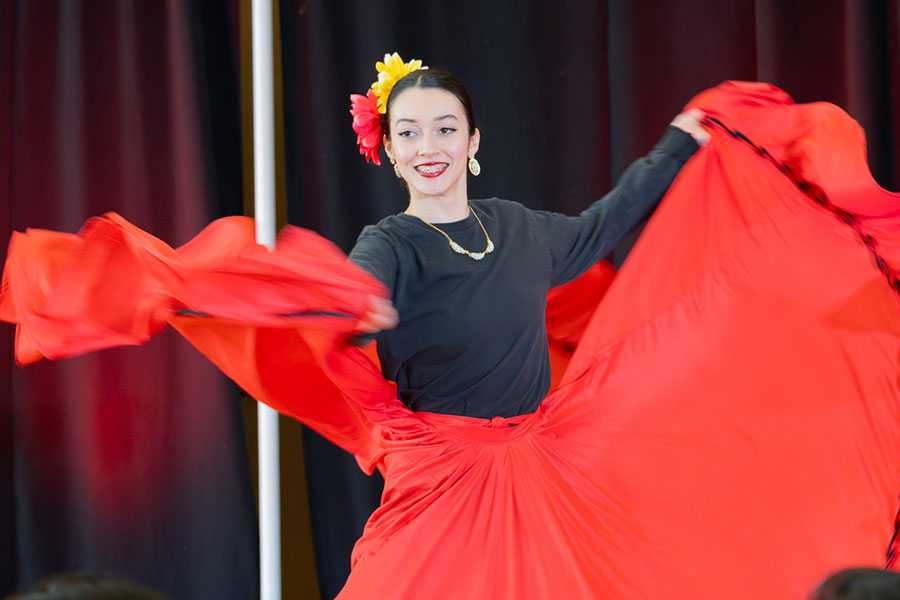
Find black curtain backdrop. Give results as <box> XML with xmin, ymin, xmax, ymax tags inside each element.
<box><xmin>2</xmin><ymin>2</ymin><xmax>899</xmax><ymax>600</ymax></box>
<box><xmin>279</xmin><ymin>1</ymin><xmax>900</xmax><ymax>597</ymax></box>
<box><xmin>0</xmin><ymin>2</ymin><xmax>255</xmax><ymax>599</ymax></box>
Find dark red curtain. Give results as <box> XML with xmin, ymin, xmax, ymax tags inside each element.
<box><xmin>279</xmin><ymin>1</ymin><xmax>900</xmax><ymax>597</ymax></box>
<box><xmin>0</xmin><ymin>1</ymin><xmax>15</xmax><ymax>594</ymax></box>
<box><xmin>0</xmin><ymin>2</ymin><xmax>255</xmax><ymax>598</ymax></box>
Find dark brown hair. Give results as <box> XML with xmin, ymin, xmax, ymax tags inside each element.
<box><xmin>7</xmin><ymin>572</ymin><xmax>168</xmax><ymax>600</ymax></box>
<box><xmin>382</xmin><ymin>68</ymin><xmax>477</xmax><ymax>138</ymax></box>
<box><xmin>811</xmin><ymin>568</ymin><xmax>900</xmax><ymax>600</ymax></box>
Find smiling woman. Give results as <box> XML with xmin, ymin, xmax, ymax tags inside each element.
<box><xmin>385</xmin><ymin>86</ymin><xmax>480</xmax><ymax>221</ymax></box>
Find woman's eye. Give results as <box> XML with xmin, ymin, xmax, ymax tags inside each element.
<box><xmin>438</xmin><ymin>127</ymin><xmax>457</xmax><ymax>135</ymax></box>
<box><xmin>397</xmin><ymin>130</ymin><xmax>416</xmax><ymax>138</ymax></box>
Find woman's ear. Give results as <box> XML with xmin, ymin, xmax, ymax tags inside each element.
<box><xmin>383</xmin><ymin>134</ymin><xmax>393</xmax><ymax>162</ymax></box>
<box><xmin>469</xmin><ymin>128</ymin><xmax>481</xmax><ymax>156</ymax></box>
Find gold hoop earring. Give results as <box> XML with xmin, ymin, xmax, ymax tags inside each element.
<box><xmin>391</xmin><ymin>160</ymin><xmax>401</xmax><ymax>178</ymax></box>
<box><xmin>468</xmin><ymin>156</ymin><xmax>481</xmax><ymax>177</ymax></box>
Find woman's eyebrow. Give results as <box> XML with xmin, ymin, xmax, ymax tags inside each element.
<box><xmin>394</xmin><ymin>114</ymin><xmax>458</xmax><ymax>126</ymax></box>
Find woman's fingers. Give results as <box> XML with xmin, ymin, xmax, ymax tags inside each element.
<box><xmin>356</xmin><ymin>295</ymin><xmax>399</xmax><ymax>334</ymax></box>
<box><xmin>670</xmin><ymin>108</ymin><xmax>711</xmax><ymax>146</ymax></box>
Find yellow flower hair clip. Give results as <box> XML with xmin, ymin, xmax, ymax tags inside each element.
<box><xmin>371</xmin><ymin>52</ymin><xmax>427</xmax><ymax>114</ymax></box>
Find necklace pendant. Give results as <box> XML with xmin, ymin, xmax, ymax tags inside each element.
<box><xmin>421</xmin><ymin>205</ymin><xmax>497</xmax><ymax>261</ymax></box>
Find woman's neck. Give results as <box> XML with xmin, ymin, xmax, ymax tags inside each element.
<box><xmin>405</xmin><ymin>194</ymin><xmax>470</xmax><ymax>223</ymax></box>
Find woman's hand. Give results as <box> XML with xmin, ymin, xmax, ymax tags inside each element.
<box><xmin>670</xmin><ymin>108</ymin><xmax>710</xmax><ymax>146</ymax></box>
<box><xmin>356</xmin><ymin>295</ymin><xmax>399</xmax><ymax>334</ymax></box>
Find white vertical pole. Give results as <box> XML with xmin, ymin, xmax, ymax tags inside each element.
<box><xmin>251</xmin><ymin>1</ymin><xmax>281</xmax><ymax>599</ymax></box>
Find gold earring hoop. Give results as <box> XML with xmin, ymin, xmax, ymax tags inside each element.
<box><xmin>468</xmin><ymin>156</ymin><xmax>481</xmax><ymax>176</ymax></box>
<box><xmin>391</xmin><ymin>160</ymin><xmax>402</xmax><ymax>178</ymax></box>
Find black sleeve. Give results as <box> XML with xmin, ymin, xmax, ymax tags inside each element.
<box><xmin>346</xmin><ymin>227</ymin><xmax>398</xmax><ymax>346</ymax></box>
<box><xmin>532</xmin><ymin>126</ymin><xmax>699</xmax><ymax>287</ymax></box>
<box><xmin>348</xmin><ymin>226</ymin><xmax>399</xmax><ymax>295</ymax></box>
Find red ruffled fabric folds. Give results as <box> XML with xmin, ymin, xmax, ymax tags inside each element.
<box><xmin>3</xmin><ymin>82</ymin><xmax>900</xmax><ymax>599</ymax></box>
<box><xmin>1</xmin><ymin>214</ymin><xmax>387</xmax><ymax>361</ymax></box>
<box><xmin>0</xmin><ymin>214</ymin><xmax>400</xmax><ymax>464</ymax></box>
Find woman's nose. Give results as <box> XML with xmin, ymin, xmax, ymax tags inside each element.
<box><xmin>417</xmin><ymin>133</ymin><xmax>438</xmax><ymax>155</ymax></box>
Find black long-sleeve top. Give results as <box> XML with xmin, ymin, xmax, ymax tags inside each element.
<box><xmin>349</xmin><ymin>127</ymin><xmax>698</xmax><ymax>418</ymax></box>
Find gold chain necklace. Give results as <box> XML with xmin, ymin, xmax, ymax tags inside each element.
<box><xmin>406</xmin><ymin>205</ymin><xmax>496</xmax><ymax>260</ymax></box>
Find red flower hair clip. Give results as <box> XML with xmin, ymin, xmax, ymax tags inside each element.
<box><xmin>349</xmin><ymin>90</ymin><xmax>382</xmax><ymax>165</ymax></box>
<box><xmin>350</xmin><ymin>52</ymin><xmax>427</xmax><ymax>166</ymax></box>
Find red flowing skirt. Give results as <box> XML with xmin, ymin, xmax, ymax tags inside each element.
<box><xmin>3</xmin><ymin>82</ymin><xmax>900</xmax><ymax>599</ymax></box>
